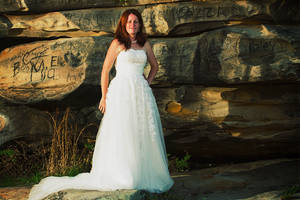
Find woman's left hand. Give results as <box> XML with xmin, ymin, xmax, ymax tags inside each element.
<box><xmin>98</xmin><ymin>98</ymin><xmax>106</xmax><ymax>113</ymax></box>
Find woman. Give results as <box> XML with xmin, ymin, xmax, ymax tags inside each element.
<box><xmin>28</xmin><ymin>9</ymin><xmax>174</xmax><ymax>200</ymax></box>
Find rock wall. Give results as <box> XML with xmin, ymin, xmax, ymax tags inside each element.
<box><xmin>0</xmin><ymin>0</ymin><xmax>299</xmax><ymax>162</ymax></box>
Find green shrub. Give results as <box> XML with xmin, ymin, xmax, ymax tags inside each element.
<box><xmin>175</xmin><ymin>151</ymin><xmax>191</xmax><ymax>172</ymax></box>
<box><xmin>281</xmin><ymin>184</ymin><xmax>300</xmax><ymax>200</ymax></box>
<box><xmin>168</xmin><ymin>151</ymin><xmax>191</xmax><ymax>173</ymax></box>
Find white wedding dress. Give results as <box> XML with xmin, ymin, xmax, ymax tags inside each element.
<box><xmin>28</xmin><ymin>48</ymin><xmax>174</xmax><ymax>200</ymax></box>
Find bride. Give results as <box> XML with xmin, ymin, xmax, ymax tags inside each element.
<box><xmin>28</xmin><ymin>9</ymin><xmax>174</xmax><ymax>200</ymax></box>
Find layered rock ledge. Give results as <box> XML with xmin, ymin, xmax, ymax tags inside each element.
<box><xmin>1</xmin><ymin>0</ymin><xmax>300</xmax><ymax>38</ymax></box>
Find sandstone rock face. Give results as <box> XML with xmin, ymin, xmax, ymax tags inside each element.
<box><xmin>43</xmin><ymin>189</ymin><xmax>146</xmax><ymax>200</ymax></box>
<box><xmin>153</xmin><ymin>84</ymin><xmax>300</xmax><ymax>161</ymax></box>
<box><xmin>1</xmin><ymin>0</ymin><xmax>300</xmax><ymax>38</ymax></box>
<box><xmin>1</xmin><ymin>26</ymin><xmax>299</xmax><ymax>103</ymax></box>
<box><xmin>148</xmin><ymin>25</ymin><xmax>300</xmax><ymax>85</ymax></box>
<box><xmin>0</xmin><ymin>0</ymin><xmax>28</xmax><ymax>13</ymax></box>
<box><xmin>0</xmin><ymin>0</ymin><xmax>186</xmax><ymax>13</ymax></box>
<box><xmin>0</xmin><ymin>37</ymin><xmax>110</xmax><ymax>103</ymax></box>
<box><xmin>173</xmin><ymin>159</ymin><xmax>300</xmax><ymax>200</ymax></box>
<box><xmin>196</xmin><ymin>25</ymin><xmax>300</xmax><ymax>84</ymax></box>
<box><xmin>0</xmin><ymin>104</ymin><xmax>53</xmax><ymax>146</ymax></box>
<box><xmin>0</xmin><ymin>0</ymin><xmax>299</xmax><ymax>163</ymax></box>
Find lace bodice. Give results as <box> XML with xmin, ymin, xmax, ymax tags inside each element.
<box><xmin>115</xmin><ymin>48</ymin><xmax>147</xmax><ymax>77</ymax></box>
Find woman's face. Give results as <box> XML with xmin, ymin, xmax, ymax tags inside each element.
<box><xmin>126</xmin><ymin>13</ymin><xmax>140</xmax><ymax>37</ymax></box>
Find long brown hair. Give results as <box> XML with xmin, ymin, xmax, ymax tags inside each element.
<box><xmin>115</xmin><ymin>9</ymin><xmax>147</xmax><ymax>50</ymax></box>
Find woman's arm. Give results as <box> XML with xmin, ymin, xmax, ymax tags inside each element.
<box><xmin>99</xmin><ymin>39</ymin><xmax>122</xmax><ymax>113</ymax></box>
<box><xmin>144</xmin><ymin>41</ymin><xmax>159</xmax><ymax>85</ymax></box>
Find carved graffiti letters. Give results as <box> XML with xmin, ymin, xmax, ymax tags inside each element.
<box><xmin>63</xmin><ymin>11</ymin><xmax>117</xmax><ymax>31</ymax></box>
<box><xmin>248</xmin><ymin>39</ymin><xmax>276</xmax><ymax>53</ymax></box>
<box><xmin>176</xmin><ymin>4</ymin><xmax>244</xmax><ymax>20</ymax></box>
<box><xmin>10</xmin><ymin>45</ymin><xmax>64</xmax><ymax>83</ymax></box>
<box><xmin>0</xmin><ymin>37</ymin><xmax>99</xmax><ymax>102</ymax></box>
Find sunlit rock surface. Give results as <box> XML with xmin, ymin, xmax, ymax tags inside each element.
<box><xmin>146</xmin><ymin>25</ymin><xmax>300</xmax><ymax>85</ymax></box>
<box><xmin>43</xmin><ymin>189</ymin><xmax>146</xmax><ymax>200</ymax></box>
<box><xmin>153</xmin><ymin>84</ymin><xmax>300</xmax><ymax>161</ymax></box>
<box><xmin>1</xmin><ymin>0</ymin><xmax>299</xmax><ymax>37</ymax></box>
<box><xmin>0</xmin><ymin>37</ymin><xmax>110</xmax><ymax>103</ymax></box>
<box><xmin>1</xmin><ymin>25</ymin><xmax>299</xmax><ymax>103</ymax></box>
<box><xmin>0</xmin><ymin>0</ymin><xmax>185</xmax><ymax>13</ymax></box>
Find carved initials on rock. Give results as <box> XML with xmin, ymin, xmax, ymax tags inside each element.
<box><xmin>11</xmin><ymin>45</ymin><xmax>65</xmax><ymax>83</ymax></box>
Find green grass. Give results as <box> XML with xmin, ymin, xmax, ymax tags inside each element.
<box><xmin>0</xmin><ymin>164</ymin><xmax>90</xmax><ymax>187</ymax></box>
<box><xmin>280</xmin><ymin>184</ymin><xmax>300</xmax><ymax>200</ymax></box>
<box><xmin>0</xmin><ymin>145</ymin><xmax>191</xmax><ymax>188</ymax></box>
<box><xmin>0</xmin><ymin>171</ymin><xmax>43</xmax><ymax>187</ymax></box>
<box><xmin>0</xmin><ymin>163</ymin><xmax>91</xmax><ymax>187</ymax></box>
<box><xmin>0</xmin><ymin>149</ymin><xmax>16</xmax><ymax>157</ymax></box>
<box><xmin>0</xmin><ymin>108</ymin><xmax>96</xmax><ymax>187</ymax></box>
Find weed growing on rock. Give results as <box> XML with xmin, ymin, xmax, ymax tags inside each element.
<box><xmin>175</xmin><ymin>151</ymin><xmax>191</xmax><ymax>172</ymax></box>
<box><xmin>280</xmin><ymin>184</ymin><xmax>300</xmax><ymax>200</ymax></box>
<box><xmin>0</xmin><ymin>107</ymin><xmax>97</xmax><ymax>187</ymax></box>
<box><xmin>46</xmin><ymin>108</ymin><xmax>96</xmax><ymax>176</ymax></box>
<box><xmin>168</xmin><ymin>151</ymin><xmax>191</xmax><ymax>173</ymax></box>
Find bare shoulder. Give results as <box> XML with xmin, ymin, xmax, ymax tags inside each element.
<box><xmin>110</xmin><ymin>39</ymin><xmax>120</xmax><ymax>49</ymax></box>
<box><xmin>109</xmin><ymin>39</ymin><xmax>125</xmax><ymax>54</ymax></box>
<box><xmin>144</xmin><ymin>40</ymin><xmax>151</xmax><ymax>49</ymax></box>
<box><xmin>143</xmin><ymin>40</ymin><xmax>153</xmax><ymax>53</ymax></box>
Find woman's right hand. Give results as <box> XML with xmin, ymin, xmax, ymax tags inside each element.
<box><xmin>98</xmin><ymin>98</ymin><xmax>106</xmax><ymax>113</ymax></box>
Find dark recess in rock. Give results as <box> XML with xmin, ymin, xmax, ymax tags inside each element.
<box><xmin>0</xmin><ymin>37</ymin><xmax>70</xmax><ymax>52</ymax></box>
